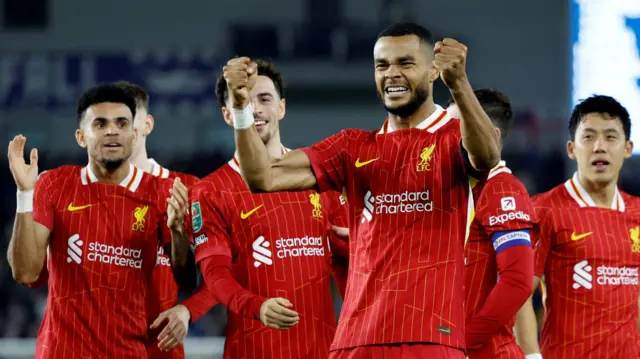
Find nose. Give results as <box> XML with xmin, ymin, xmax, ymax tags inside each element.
<box><xmin>593</xmin><ymin>138</ymin><xmax>606</xmax><ymax>153</ymax></box>
<box><xmin>385</xmin><ymin>65</ymin><xmax>402</xmax><ymax>80</ymax></box>
<box><xmin>104</xmin><ymin>121</ymin><xmax>120</xmax><ymax>135</ymax></box>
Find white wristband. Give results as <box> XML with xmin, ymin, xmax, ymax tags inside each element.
<box><xmin>525</xmin><ymin>354</ymin><xmax>543</xmax><ymax>359</ymax></box>
<box><xmin>231</xmin><ymin>104</ymin><xmax>255</xmax><ymax>129</ymax></box>
<box><xmin>16</xmin><ymin>189</ymin><xmax>34</xmax><ymax>213</ymax></box>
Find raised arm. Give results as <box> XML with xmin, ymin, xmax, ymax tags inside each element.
<box><xmin>223</xmin><ymin>57</ymin><xmax>316</xmax><ymax>192</ymax></box>
<box><xmin>7</xmin><ymin>135</ymin><xmax>51</xmax><ymax>285</ymax></box>
<box><xmin>434</xmin><ymin>39</ymin><xmax>500</xmax><ymax>171</ymax></box>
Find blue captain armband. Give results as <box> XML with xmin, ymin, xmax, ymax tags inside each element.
<box><xmin>491</xmin><ymin>229</ymin><xmax>531</xmax><ymax>254</ymax></box>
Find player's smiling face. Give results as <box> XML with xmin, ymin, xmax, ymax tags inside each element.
<box><xmin>568</xmin><ymin>113</ymin><xmax>633</xmax><ymax>184</ymax></box>
<box><xmin>374</xmin><ymin>35</ymin><xmax>435</xmax><ymax>116</ymax></box>
<box><xmin>76</xmin><ymin>102</ymin><xmax>138</xmax><ymax>169</ymax></box>
<box><xmin>222</xmin><ymin>75</ymin><xmax>285</xmax><ymax>145</ymax></box>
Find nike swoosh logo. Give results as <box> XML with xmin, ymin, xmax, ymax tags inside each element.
<box><xmin>67</xmin><ymin>203</ymin><xmax>94</xmax><ymax>212</ymax></box>
<box><xmin>355</xmin><ymin>158</ymin><xmax>379</xmax><ymax>168</ymax></box>
<box><xmin>240</xmin><ymin>204</ymin><xmax>264</xmax><ymax>219</ymax></box>
<box><xmin>571</xmin><ymin>231</ymin><xmax>592</xmax><ymax>241</ymax></box>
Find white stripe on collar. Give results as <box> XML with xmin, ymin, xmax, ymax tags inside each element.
<box><xmin>378</xmin><ymin>105</ymin><xmax>452</xmax><ymax>134</ymax></box>
<box><xmin>487</xmin><ymin>160</ymin><xmax>512</xmax><ymax>180</ymax></box>
<box><xmin>563</xmin><ymin>172</ymin><xmax>625</xmax><ymax>211</ymax></box>
<box><xmin>80</xmin><ymin>163</ymin><xmax>143</xmax><ymax>192</ymax></box>
<box><xmin>148</xmin><ymin>158</ymin><xmax>170</xmax><ymax>178</ymax></box>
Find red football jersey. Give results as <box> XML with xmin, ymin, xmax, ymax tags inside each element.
<box><xmin>190</xmin><ymin>152</ymin><xmax>345</xmax><ymax>359</ymax></box>
<box><xmin>301</xmin><ymin>105</ymin><xmax>473</xmax><ymax>350</ymax></box>
<box><xmin>145</xmin><ymin>159</ymin><xmax>202</xmax><ymax>359</ymax></box>
<box><xmin>32</xmin><ymin>164</ymin><xmax>172</xmax><ymax>359</ymax></box>
<box><xmin>534</xmin><ymin>172</ymin><xmax>640</xmax><ymax>358</ymax></box>
<box><xmin>465</xmin><ymin>162</ymin><xmax>534</xmax><ymax>358</ymax></box>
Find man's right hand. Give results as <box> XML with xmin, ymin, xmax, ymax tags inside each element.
<box><xmin>259</xmin><ymin>297</ymin><xmax>299</xmax><ymax>330</ymax></box>
<box><xmin>223</xmin><ymin>57</ymin><xmax>258</xmax><ymax>109</ymax></box>
<box><xmin>8</xmin><ymin>135</ymin><xmax>39</xmax><ymax>191</ymax></box>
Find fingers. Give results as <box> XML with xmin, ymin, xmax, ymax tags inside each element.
<box><xmin>157</xmin><ymin>316</ymin><xmax>187</xmax><ymax>351</ymax></box>
<box><xmin>30</xmin><ymin>148</ymin><xmax>38</xmax><ymax>168</ymax></box>
<box><xmin>275</xmin><ymin>297</ymin><xmax>293</xmax><ymax>308</ymax></box>
<box><xmin>150</xmin><ymin>312</ymin><xmax>168</xmax><ymax>330</ymax></box>
<box><xmin>332</xmin><ymin>225</ymin><xmax>349</xmax><ymax>239</ymax></box>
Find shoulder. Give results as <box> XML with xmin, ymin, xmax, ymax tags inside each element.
<box><xmin>170</xmin><ymin>171</ymin><xmax>200</xmax><ymax>187</ymax></box>
<box><xmin>193</xmin><ymin>165</ymin><xmax>236</xmax><ymax>194</ymax></box>
<box><xmin>36</xmin><ymin>165</ymin><xmax>82</xmax><ymax>189</ymax></box>
<box><xmin>486</xmin><ymin>171</ymin><xmax>530</xmax><ymax>195</ymax></box>
<box><xmin>620</xmin><ymin>190</ymin><xmax>640</xmax><ymax>211</ymax></box>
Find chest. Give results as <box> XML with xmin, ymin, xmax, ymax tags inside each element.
<box><xmin>550</xmin><ymin>209</ymin><xmax>640</xmax><ymax>264</ymax></box>
<box><xmin>50</xmin><ymin>186</ymin><xmax>163</xmax><ymax>269</ymax></box>
<box><xmin>227</xmin><ymin>190</ymin><xmax>329</xmax><ymax>258</ymax></box>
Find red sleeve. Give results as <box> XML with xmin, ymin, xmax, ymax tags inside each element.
<box><xmin>33</xmin><ymin>170</ymin><xmax>55</xmax><ymax>231</ymax></box>
<box><xmin>190</xmin><ymin>186</ymin><xmax>232</xmax><ymax>261</ymax></box>
<box><xmin>533</xmin><ymin>205</ymin><xmax>552</xmax><ymax>278</ymax></box>
<box><xmin>180</xmin><ymin>283</ymin><xmax>217</xmax><ymax>323</ymax></box>
<box><xmin>201</xmin><ymin>255</ymin><xmax>267</xmax><ymax>320</ymax></box>
<box><xmin>322</xmin><ymin>191</ymin><xmax>349</xmax><ymax>298</ymax></box>
<box><xmin>465</xmin><ymin>245</ymin><xmax>534</xmax><ymax>347</ymax></box>
<box><xmin>300</xmin><ymin>130</ymin><xmax>350</xmax><ymax>193</ymax></box>
<box><xmin>465</xmin><ymin>177</ymin><xmax>535</xmax><ymax>347</ymax></box>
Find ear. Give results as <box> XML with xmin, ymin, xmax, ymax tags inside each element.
<box><xmin>222</xmin><ymin>107</ymin><xmax>233</xmax><ymax>127</ymax></box>
<box><xmin>428</xmin><ymin>64</ymin><xmax>439</xmax><ymax>83</ymax></box>
<box><xmin>495</xmin><ymin>128</ymin><xmax>501</xmax><ymax>139</ymax></box>
<box><xmin>277</xmin><ymin>98</ymin><xmax>286</xmax><ymax>121</ymax></box>
<box><xmin>567</xmin><ymin>140</ymin><xmax>576</xmax><ymax>160</ymax></box>
<box><xmin>625</xmin><ymin>140</ymin><xmax>634</xmax><ymax>159</ymax></box>
<box><xmin>132</xmin><ymin>127</ymin><xmax>139</xmax><ymax>147</ymax></box>
<box><xmin>145</xmin><ymin>114</ymin><xmax>155</xmax><ymax>136</ymax></box>
<box><xmin>75</xmin><ymin>128</ymin><xmax>87</xmax><ymax>148</ymax></box>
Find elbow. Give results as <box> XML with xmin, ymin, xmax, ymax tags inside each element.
<box><xmin>11</xmin><ymin>268</ymin><xmax>40</xmax><ymax>286</ymax></box>
<box><xmin>243</xmin><ymin>173</ymin><xmax>274</xmax><ymax>193</ymax></box>
<box><xmin>469</xmin><ymin>153</ymin><xmax>500</xmax><ymax>172</ymax></box>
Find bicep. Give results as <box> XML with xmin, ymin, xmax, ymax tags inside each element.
<box><xmin>269</xmin><ymin>149</ymin><xmax>317</xmax><ymax>192</ymax></box>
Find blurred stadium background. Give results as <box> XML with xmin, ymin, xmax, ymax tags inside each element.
<box><xmin>1</xmin><ymin>0</ymin><xmax>640</xmax><ymax>357</ymax></box>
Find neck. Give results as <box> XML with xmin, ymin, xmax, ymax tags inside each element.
<box><xmin>89</xmin><ymin>159</ymin><xmax>131</xmax><ymax>185</ymax></box>
<box><xmin>264</xmin><ymin>131</ymin><xmax>284</xmax><ymax>158</ymax></box>
<box><xmin>130</xmin><ymin>145</ymin><xmax>152</xmax><ymax>173</ymax></box>
<box><xmin>388</xmin><ymin>98</ymin><xmax>436</xmax><ymax>130</ymax></box>
<box><xmin>577</xmin><ymin>172</ymin><xmax>618</xmax><ymax>208</ymax></box>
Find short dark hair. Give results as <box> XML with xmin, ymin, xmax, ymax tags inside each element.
<box><xmin>76</xmin><ymin>84</ymin><xmax>137</xmax><ymax>124</ymax></box>
<box><xmin>377</xmin><ymin>22</ymin><xmax>434</xmax><ymax>46</ymax></box>
<box><xmin>448</xmin><ymin>88</ymin><xmax>513</xmax><ymax>139</ymax></box>
<box><xmin>569</xmin><ymin>95</ymin><xmax>631</xmax><ymax>140</ymax></box>
<box><xmin>113</xmin><ymin>80</ymin><xmax>149</xmax><ymax>110</ymax></box>
<box><xmin>215</xmin><ymin>59</ymin><xmax>286</xmax><ymax>108</ymax></box>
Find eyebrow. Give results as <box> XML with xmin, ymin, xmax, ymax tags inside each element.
<box><xmin>581</xmin><ymin>128</ymin><xmax>621</xmax><ymax>134</ymax></box>
<box><xmin>375</xmin><ymin>55</ymin><xmax>416</xmax><ymax>64</ymax></box>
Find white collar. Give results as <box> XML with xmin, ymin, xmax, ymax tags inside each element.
<box><xmin>147</xmin><ymin>158</ymin><xmax>170</xmax><ymax>178</ymax></box>
<box><xmin>80</xmin><ymin>163</ymin><xmax>144</xmax><ymax>192</ymax></box>
<box><xmin>564</xmin><ymin>172</ymin><xmax>625</xmax><ymax>211</ymax></box>
<box><xmin>378</xmin><ymin>104</ymin><xmax>452</xmax><ymax>134</ymax></box>
<box><xmin>487</xmin><ymin>160</ymin><xmax>512</xmax><ymax>180</ymax></box>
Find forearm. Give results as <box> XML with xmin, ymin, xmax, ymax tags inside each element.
<box><xmin>235</xmin><ymin>126</ymin><xmax>274</xmax><ymax>191</ymax></box>
<box><xmin>181</xmin><ymin>283</ymin><xmax>217</xmax><ymax>323</ymax></box>
<box><xmin>515</xmin><ymin>296</ymin><xmax>542</xmax><ymax>354</ymax></box>
<box><xmin>8</xmin><ymin>214</ymin><xmax>48</xmax><ymax>284</ymax></box>
<box><xmin>202</xmin><ymin>255</ymin><xmax>267</xmax><ymax>319</ymax></box>
<box><xmin>170</xmin><ymin>227</ymin><xmax>198</xmax><ymax>291</ymax></box>
<box><xmin>466</xmin><ymin>246</ymin><xmax>533</xmax><ymax>346</ymax></box>
<box><xmin>451</xmin><ymin>80</ymin><xmax>500</xmax><ymax>170</ymax></box>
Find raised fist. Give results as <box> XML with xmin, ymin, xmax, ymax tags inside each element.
<box><xmin>7</xmin><ymin>135</ymin><xmax>39</xmax><ymax>191</ymax></box>
<box><xmin>432</xmin><ymin>38</ymin><xmax>469</xmax><ymax>90</ymax></box>
<box><xmin>223</xmin><ymin>57</ymin><xmax>258</xmax><ymax>109</ymax></box>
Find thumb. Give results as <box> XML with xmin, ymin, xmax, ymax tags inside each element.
<box><xmin>247</xmin><ymin>61</ymin><xmax>258</xmax><ymax>75</ymax></box>
<box><xmin>275</xmin><ymin>297</ymin><xmax>293</xmax><ymax>307</ymax></box>
<box><xmin>332</xmin><ymin>225</ymin><xmax>349</xmax><ymax>239</ymax></box>
<box><xmin>150</xmin><ymin>312</ymin><xmax>168</xmax><ymax>329</ymax></box>
<box><xmin>30</xmin><ymin>148</ymin><xmax>38</xmax><ymax>168</ymax></box>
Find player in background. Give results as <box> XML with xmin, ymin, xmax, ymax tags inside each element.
<box><xmin>6</xmin><ymin>84</ymin><xmax>191</xmax><ymax>358</ymax></box>
<box><xmin>227</xmin><ymin>22</ymin><xmax>500</xmax><ymax>358</ymax></box>
<box><xmin>189</xmin><ymin>59</ymin><xmax>348</xmax><ymax>358</ymax></box>
<box><xmin>114</xmin><ymin>81</ymin><xmax>219</xmax><ymax>357</ymax></box>
<box><xmin>514</xmin><ymin>95</ymin><xmax>640</xmax><ymax>359</ymax></box>
<box><xmin>447</xmin><ymin>89</ymin><xmax>534</xmax><ymax>359</ymax></box>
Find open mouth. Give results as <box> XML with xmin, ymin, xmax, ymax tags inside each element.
<box><xmin>255</xmin><ymin>119</ymin><xmax>268</xmax><ymax>128</ymax></box>
<box><xmin>385</xmin><ymin>86</ymin><xmax>409</xmax><ymax>95</ymax></box>
<box><xmin>104</xmin><ymin>143</ymin><xmax>122</xmax><ymax>148</ymax></box>
<box><xmin>592</xmin><ymin>159</ymin><xmax>610</xmax><ymax>171</ymax></box>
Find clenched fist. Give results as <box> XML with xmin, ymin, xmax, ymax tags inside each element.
<box><xmin>223</xmin><ymin>57</ymin><xmax>258</xmax><ymax>109</ymax></box>
<box><xmin>432</xmin><ymin>38</ymin><xmax>469</xmax><ymax>91</ymax></box>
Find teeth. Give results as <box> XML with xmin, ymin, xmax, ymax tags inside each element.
<box><xmin>386</xmin><ymin>86</ymin><xmax>408</xmax><ymax>93</ymax></box>
<box><xmin>255</xmin><ymin>121</ymin><xmax>266</xmax><ymax>125</ymax></box>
